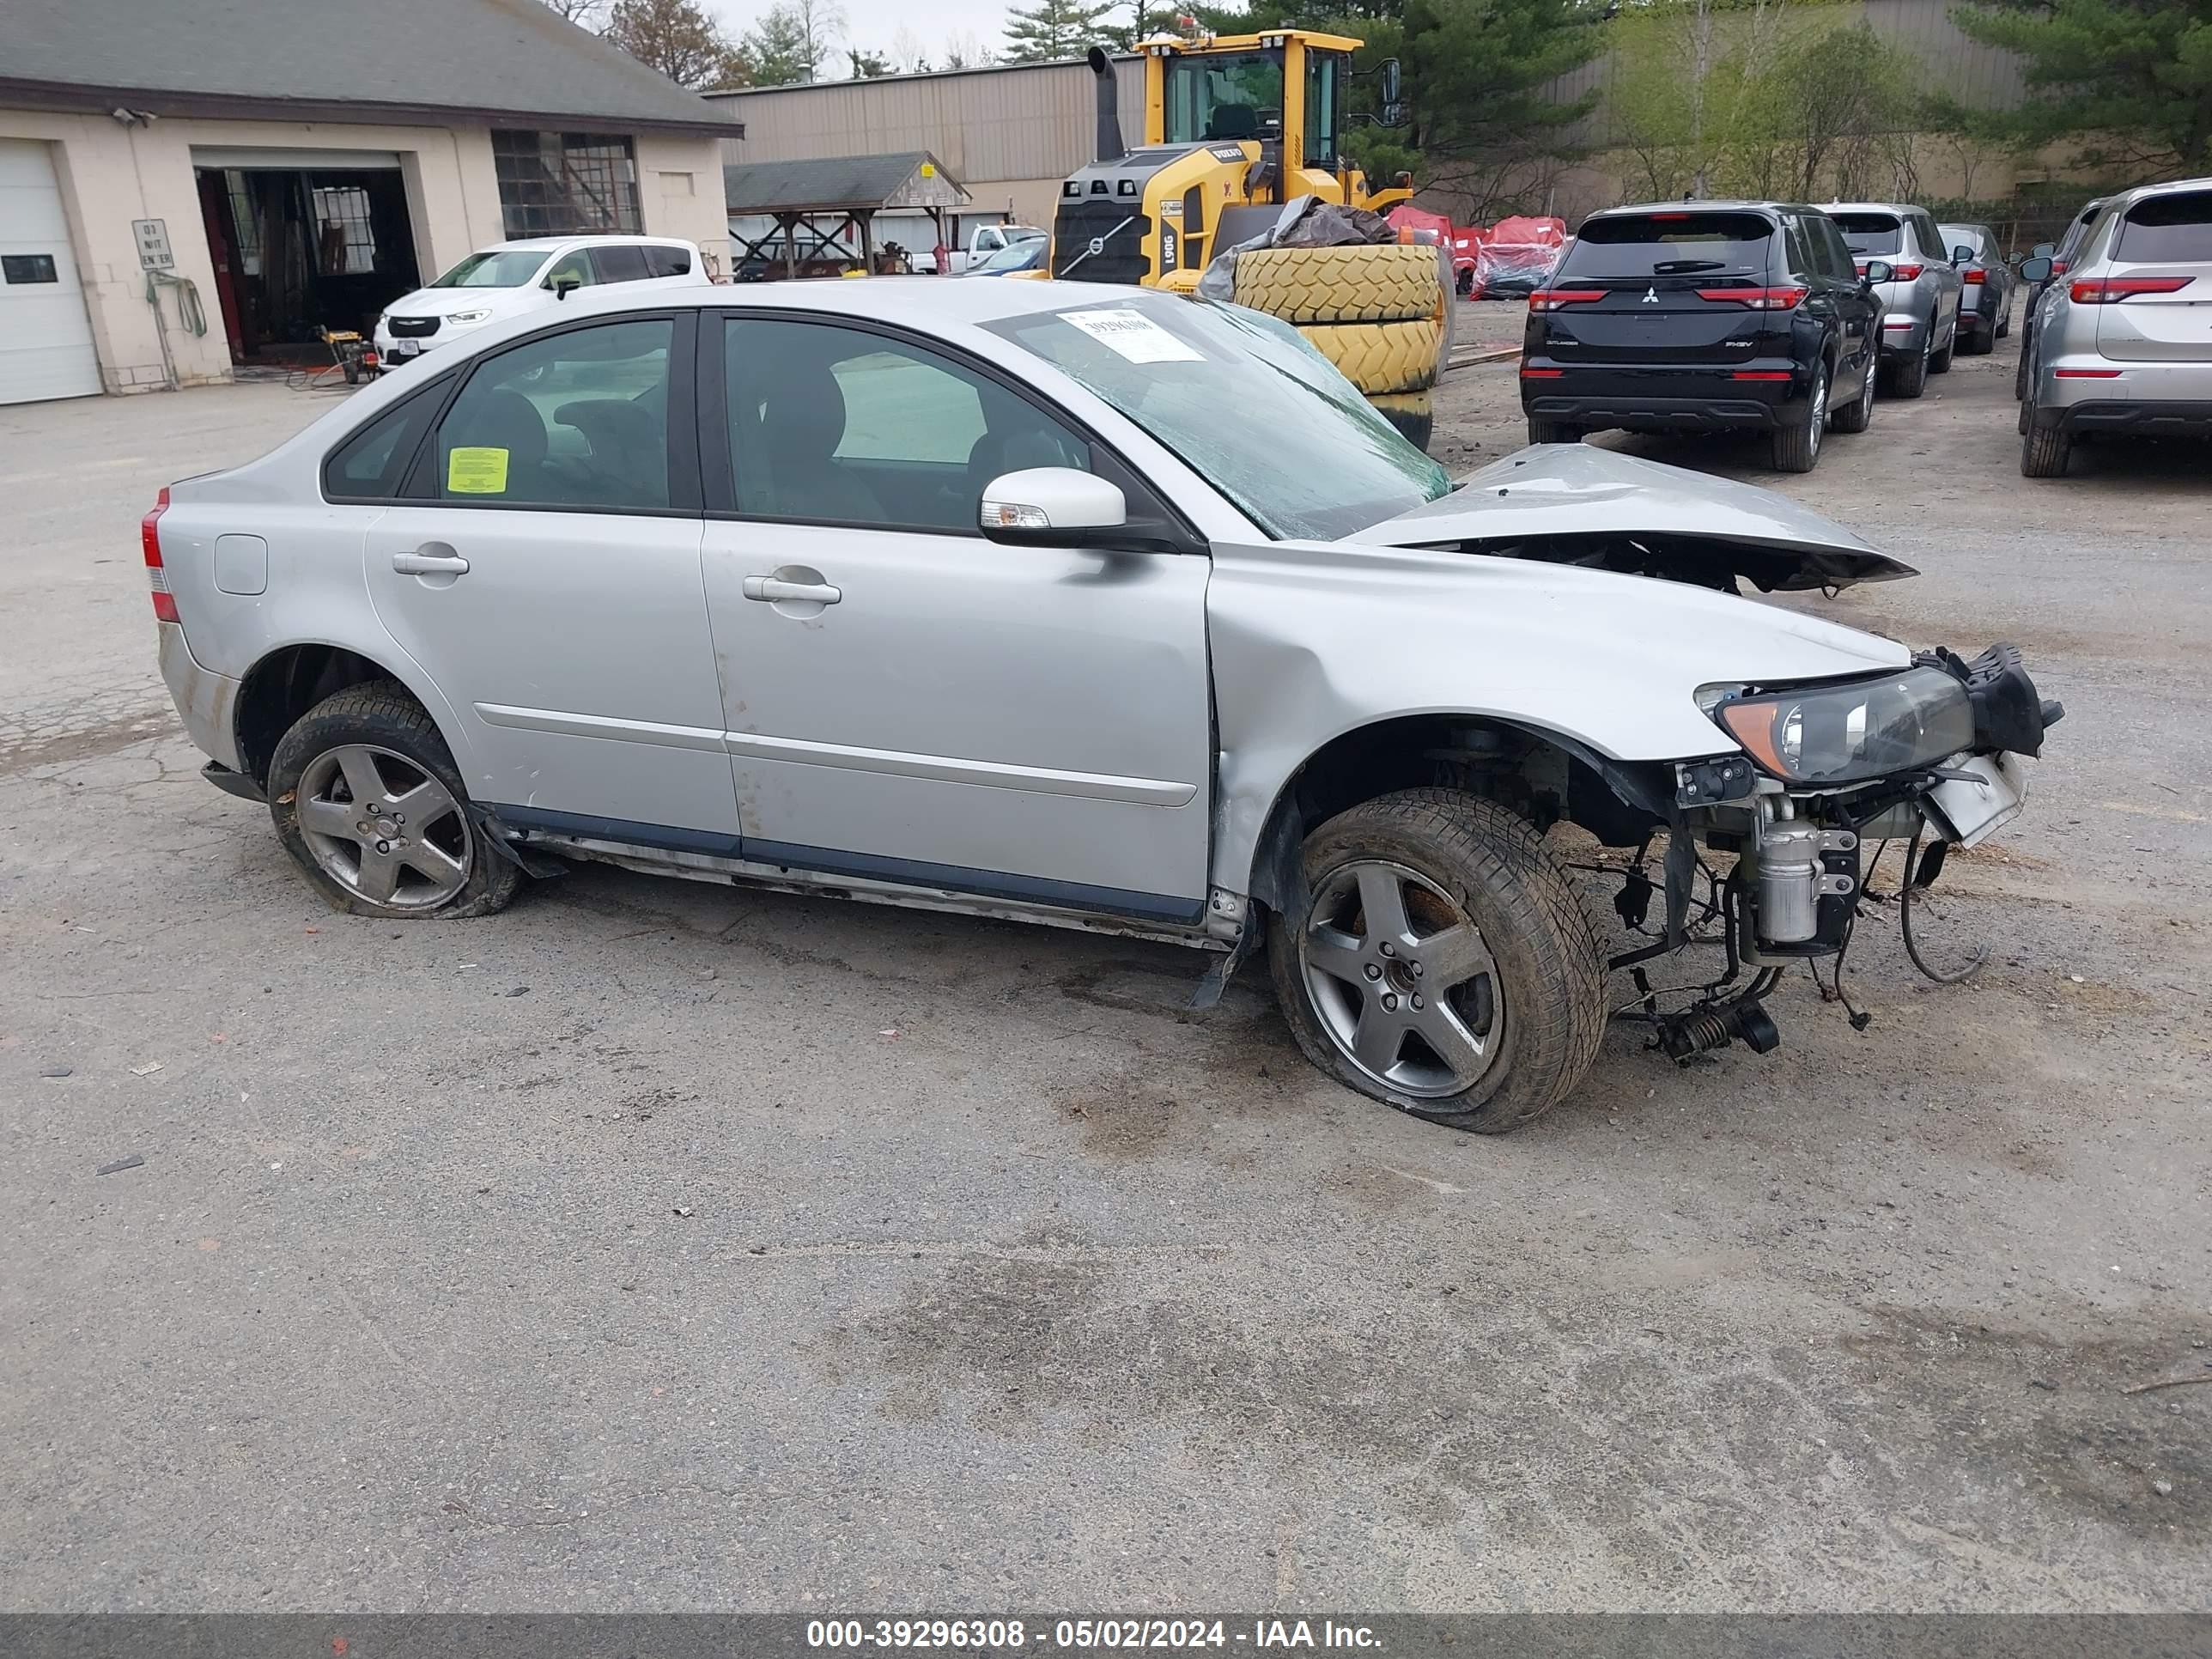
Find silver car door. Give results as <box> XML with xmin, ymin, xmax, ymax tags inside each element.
<box><xmin>363</xmin><ymin>311</ymin><xmax>738</xmax><ymax>845</ymax></box>
<box><xmin>699</xmin><ymin>311</ymin><xmax>1213</xmax><ymax>920</ymax></box>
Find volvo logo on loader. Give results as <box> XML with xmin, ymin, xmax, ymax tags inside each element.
<box><xmin>1088</xmin><ymin>236</ymin><xmax>1107</xmax><ymax>256</ymax></box>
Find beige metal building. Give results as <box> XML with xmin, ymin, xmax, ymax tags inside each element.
<box><xmin>0</xmin><ymin>0</ymin><xmax>736</xmax><ymax>403</ymax></box>
<box><xmin>707</xmin><ymin>58</ymin><xmax>1144</xmax><ymax>241</ymax></box>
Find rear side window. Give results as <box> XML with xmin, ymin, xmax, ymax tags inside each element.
<box><xmin>1941</xmin><ymin>225</ymin><xmax>1986</xmax><ymax>258</ymax></box>
<box><xmin>644</xmin><ymin>244</ymin><xmax>691</xmax><ymax>277</ymax></box>
<box><xmin>589</xmin><ymin>245</ymin><xmax>652</xmax><ymax>283</ymax></box>
<box><xmin>1832</xmin><ymin>213</ymin><xmax>1901</xmax><ymax>257</ymax></box>
<box><xmin>2117</xmin><ymin>191</ymin><xmax>2212</xmax><ymax>262</ymax></box>
<box><xmin>1911</xmin><ymin>214</ymin><xmax>1948</xmax><ymax>260</ymax></box>
<box><xmin>322</xmin><ymin>380</ymin><xmax>446</xmax><ymax>501</ymax></box>
<box><xmin>1563</xmin><ymin>212</ymin><xmax>1775</xmax><ymax>277</ymax></box>
<box><xmin>428</xmin><ymin>318</ymin><xmax>676</xmax><ymax>511</ymax></box>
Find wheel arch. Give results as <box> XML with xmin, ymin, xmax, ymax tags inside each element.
<box><xmin>234</xmin><ymin>641</ymin><xmax>470</xmax><ymax>788</ymax></box>
<box><xmin>1239</xmin><ymin>710</ymin><xmax>1674</xmax><ymax>919</ymax></box>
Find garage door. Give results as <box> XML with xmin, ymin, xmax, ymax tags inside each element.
<box><xmin>0</xmin><ymin>140</ymin><xmax>102</xmax><ymax>405</ymax></box>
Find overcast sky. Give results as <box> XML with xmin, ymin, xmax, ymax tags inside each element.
<box><xmin>705</xmin><ymin>0</ymin><xmax>1136</xmax><ymax>73</ymax></box>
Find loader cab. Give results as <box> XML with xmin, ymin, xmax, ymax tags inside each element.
<box><xmin>1142</xmin><ymin>29</ymin><xmax>1391</xmax><ymax>209</ymax></box>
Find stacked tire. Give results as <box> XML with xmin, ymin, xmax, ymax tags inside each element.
<box><xmin>1231</xmin><ymin>243</ymin><xmax>1450</xmax><ymax>452</ymax></box>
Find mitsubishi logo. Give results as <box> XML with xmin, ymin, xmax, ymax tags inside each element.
<box><xmin>1642</xmin><ymin>286</ymin><xmax>1659</xmax><ymax>304</ymax></box>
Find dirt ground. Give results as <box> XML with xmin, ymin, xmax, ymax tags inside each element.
<box><xmin>1</xmin><ymin>313</ymin><xmax>2208</xmax><ymax>1613</ymax></box>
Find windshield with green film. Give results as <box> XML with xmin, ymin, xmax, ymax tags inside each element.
<box><xmin>988</xmin><ymin>294</ymin><xmax>1449</xmax><ymax>542</ymax></box>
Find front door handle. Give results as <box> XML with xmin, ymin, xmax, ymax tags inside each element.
<box><xmin>742</xmin><ymin>575</ymin><xmax>841</xmax><ymax>605</ymax></box>
<box><xmin>392</xmin><ymin>549</ymin><xmax>470</xmax><ymax>575</ymax></box>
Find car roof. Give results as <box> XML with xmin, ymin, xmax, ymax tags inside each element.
<box><xmin>538</xmin><ymin>273</ymin><xmax>1176</xmax><ymax>330</ymax></box>
<box><xmin>2102</xmin><ymin>174</ymin><xmax>2212</xmax><ymax>212</ymax></box>
<box><xmin>1820</xmin><ymin>203</ymin><xmax>1917</xmax><ymax>216</ymax></box>
<box><xmin>1589</xmin><ymin>200</ymin><xmax>1794</xmax><ymax>218</ymax></box>
<box><xmin>484</xmin><ymin>234</ymin><xmax>690</xmax><ymax>252</ymax></box>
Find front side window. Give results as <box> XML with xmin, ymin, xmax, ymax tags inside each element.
<box><xmin>492</xmin><ymin>131</ymin><xmax>642</xmax><ymax>240</ymax></box>
<box><xmin>724</xmin><ymin>318</ymin><xmax>1090</xmax><ymax>532</ymax></box>
<box><xmin>988</xmin><ymin>294</ymin><xmax>1449</xmax><ymax>542</ymax></box>
<box><xmin>1163</xmin><ymin>49</ymin><xmax>1283</xmax><ymax>145</ymax></box>
<box><xmin>541</xmin><ymin>249</ymin><xmax>593</xmax><ymax>290</ymax></box>
<box><xmin>431</xmin><ymin>319</ymin><xmax>674</xmax><ymax>511</ymax></box>
<box><xmin>430</xmin><ymin>250</ymin><xmax>548</xmax><ymax>289</ymax></box>
<box><xmin>1940</xmin><ymin>224</ymin><xmax>1987</xmax><ymax>260</ymax></box>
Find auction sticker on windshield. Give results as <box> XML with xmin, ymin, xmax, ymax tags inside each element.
<box><xmin>1060</xmin><ymin>307</ymin><xmax>1202</xmax><ymax>364</ymax></box>
<box><xmin>446</xmin><ymin>447</ymin><xmax>509</xmax><ymax>495</ymax></box>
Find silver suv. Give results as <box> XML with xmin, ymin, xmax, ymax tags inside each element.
<box><xmin>2018</xmin><ymin>176</ymin><xmax>2212</xmax><ymax>477</ymax></box>
<box><xmin>144</xmin><ymin>281</ymin><xmax>2058</xmax><ymax>1131</ymax></box>
<box><xmin>1825</xmin><ymin>203</ymin><xmax>1965</xmax><ymax>398</ymax></box>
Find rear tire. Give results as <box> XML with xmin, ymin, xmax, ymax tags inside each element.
<box><xmin>269</xmin><ymin>681</ymin><xmax>521</xmax><ymax>921</ymax></box>
<box><xmin>1527</xmin><ymin>419</ymin><xmax>1583</xmax><ymax>445</ymax></box>
<box><xmin>1830</xmin><ymin>361</ymin><xmax>1875</xmax><ymax>434</ymax></box>
<box><xmin>1769</xmin><ymin>362</ymin><xmax>1826</xmax><ymax>472</ymax></box>
<box><xmin>2021</xmin><ymin>419</ymin><xmax>2072</xmax><ymax>478</ymax></box>
<box><xmin>1887</xmin><ymin>333</ymin><xmax>1931</xmax><ymax>399</ymax></box>
<box><xmin>1266</xmin><ymin>790</ymin><xmax>1606</xmax><ymax>1133</ymax></box>
<box><xmin>1996</xmin><ymin>304</ymin><xmax>2011</xmax><ymax>339</ymax></box>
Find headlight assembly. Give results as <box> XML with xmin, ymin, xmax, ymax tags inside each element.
<box><xmin>1705</xmin><ymin>666</ymin><xmax>1974</xmax><ymax>784</ymax></box>
<box><xmin>448</xmin><ymin>308</ymin><xmax>493</xmax><ymax>324</ymax></box>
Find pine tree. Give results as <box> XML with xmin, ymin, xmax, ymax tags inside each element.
<box><xmin>1950</xmin><ymin>0</ymin><xmax>2212</xmax><ymax>173</ymax></box>
<box><xmin>1001</xmin><ymin>0</ymin><xmax>1116</xmax><ymax>65</ymax></box>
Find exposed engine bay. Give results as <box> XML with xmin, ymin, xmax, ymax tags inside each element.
<box><xmin>1607</xmin><ymin>642</ymin><xmax>2062</xmax><ymax>1060</ymax></box>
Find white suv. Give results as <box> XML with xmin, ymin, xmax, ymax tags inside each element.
<box><xmin>373</xmin><ymin>235</ymin><xmax>708</xmax><ymax>368</ymax></box>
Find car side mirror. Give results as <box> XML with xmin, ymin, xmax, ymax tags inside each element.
<box><xmin>2030</xmin><ymin>242</ymin><xmax>2055</xmax><ymax>259</ymax></box>
<box><xmin>1862</xmin><ymin>260</ymin><xmax>1893</xmax><ymax>286</ymax></box>
<box><xmin>978</xmin><ymin>468</ymin><xmax>1127</xmax><ymax>547</ymax></box>
<box><xmin>1378</xmin><ymin>58</ymin><xmax>1402</xmax><ymax>107</ymax></box>
<box><xmin>2018</xmin><ymin>256</ymin><xmax>2052</xmax><ymax>283</ymax></box>
<box><xmin>1952</xmin><ymin>244</ymin><xmax>1976</xmax><ymax>264</ymax></box>
<box><xmin>553</xmin><ymin>276</ymin><xmax>581</xmax><ymax>300</ymax></box>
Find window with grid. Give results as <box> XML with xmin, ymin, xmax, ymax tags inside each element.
<box><xmin>492</xmin><ymin>131</ymin><xmax>643</xmax><ymax>240</ymax></box>
<box><xmin>312</xmin><ymin>185</ymin><xmax>378</xmax><ymax>275</ymax></box>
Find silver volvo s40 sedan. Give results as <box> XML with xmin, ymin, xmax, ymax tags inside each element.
<box><xmin>147</xmin><ymin>279</ymin><xmax>2059</xmax><ymax>1132</ymax></box>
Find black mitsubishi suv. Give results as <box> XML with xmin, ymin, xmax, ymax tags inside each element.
<box><xmin>1520</xmin><ymin>201</ymin><xmax>1888</xmax><ymax>472</ymax></box>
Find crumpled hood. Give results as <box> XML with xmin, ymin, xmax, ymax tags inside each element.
<box><xmin>1352</xmin><ymin>444</ymin><xmax>1917</xmax><ymax>592</ymax></box>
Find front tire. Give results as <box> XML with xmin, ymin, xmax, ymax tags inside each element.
<box><xmin>1929</xmin><ymin>324</ymin><xmax>1955</xmax><ymax>373</ymax></box>
<box><xmin>1831</xmin><ymin>360</ymin><xmax>1875</xmax><ymax>434</ymax></box>
<box><xmin>1267</xmin><ymin>790</ymin><xmax>1606</xmax><ymax>1133</ymax></box>
<box><xmin>268</xmin><ymin>681</ymin><xmax>520</xmax><ymax>920</ymax></box>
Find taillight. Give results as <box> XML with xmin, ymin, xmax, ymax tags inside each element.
<box><xmin>1890</xmin><ymin>263</ymin><xmax>1923</xmax><ymax>281</ymax></box>
<box><xmin>1729</xmin><ymin>370</ymin><xmax>1794</xmax><ymax>381</ymax></box>
<box><xmin>1963</xmin><ymin>269</ymin><xmax>1986</xmax><ymax>284</ymax></box>
<box><xmin>143</xmin><ymin>487</ymin><xmax>178</xmax><ymax>624</ymax></box>
<box><xmin>2069</xmin><ymin>276</ymin><xmax>2194</xmax><ymax>303</ymax></box>
<box><xmin>1695</xmin><ymin>286</ymin><xmax>1806</xmax><ymax>310</ymax></box>
<box><xmin>1528</xmin><ymin>289</ymin><xmax>1605</xmax><ymax>311</ymax></box>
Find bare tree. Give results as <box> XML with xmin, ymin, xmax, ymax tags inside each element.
<box><xmin>541</xmin><ymin>0</ymin><xmax>608</xmax><ymax>24</ymax></box>
<box><xmin>605</xmin><ymin>0</ymin><xmax>752</xmax><ymax>88</ymax></box>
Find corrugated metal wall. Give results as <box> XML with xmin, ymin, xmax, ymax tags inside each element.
<box><xmin>708</xmin><ymin>57</ymin><xmax>1146</xmax><ymax>189</ymax></box>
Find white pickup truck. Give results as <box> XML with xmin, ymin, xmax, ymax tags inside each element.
<box><xmin>920</xmin><ymin>224</ymin><xmax>1046</xmax><ymax>274</ymax></box>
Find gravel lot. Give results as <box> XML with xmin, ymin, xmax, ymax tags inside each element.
<box><xmin>3</xmin><ymin>315</ymin><xmax>2208</xmax><ymax>1613</ymax></box>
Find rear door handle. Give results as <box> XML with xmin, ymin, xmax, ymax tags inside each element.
<box><xmin>742</xmin><ymin>576</ymin><xmax>841</xmax><ymax>605</ymax></box>
<box><xmin>392</xmin><ymin>550</ymin><xmax>470</xmax><ymax>575</ymax></box>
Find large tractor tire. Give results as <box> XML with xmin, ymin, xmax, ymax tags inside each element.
<box><xmin>1231</xmin><ymin>244</ymin><xmax>1443</xmax><ymax>325</ymax></box>
<box><xmin>1297</xmin><ymin>317</ymin><xmax>1446</xmax><ymax>396</ymax></box>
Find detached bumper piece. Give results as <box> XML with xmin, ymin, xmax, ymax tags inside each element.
<box><xmin>201</xmin><ymin>761</ymin><xmax>266</xmax><ymax>803</ymax></box>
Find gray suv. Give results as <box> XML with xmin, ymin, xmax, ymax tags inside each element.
<box><xmin>1825</xmin><ymin>203</ymin><xmax>1965</xmax><ymax>398</ymax></box>
<box><xmin>2018</xmin><ymin>176</ymin><xmax>2212</xmax><ymax>477</ymax></box>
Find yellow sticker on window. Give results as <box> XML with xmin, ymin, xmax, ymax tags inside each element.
<box><xmin>447</xmin><ymin>446</ymin><xmax>508</xmax><ymax>495</ymax></box>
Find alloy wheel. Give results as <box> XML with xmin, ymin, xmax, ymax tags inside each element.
<box><xmin>295</xmin><ymin>743</ymin><xmax>473</xmax><ymax>910</ymax></box>
<box><xmin>1299</xmin><ymin>860</ymin><xmax>1506</xmax><ymax>1098</ymax></box>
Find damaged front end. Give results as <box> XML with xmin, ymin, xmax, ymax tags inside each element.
<box><xmin>1620</xmin><ymin>642</ymin><xmax>2063</xmax><ymax>1060</ymax></box>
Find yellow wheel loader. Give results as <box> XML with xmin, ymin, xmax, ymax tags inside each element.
<box><xmin>1047</xmin><ymin>28</ymin><xmax>1449</xmax><ymax>449</ymax></box>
